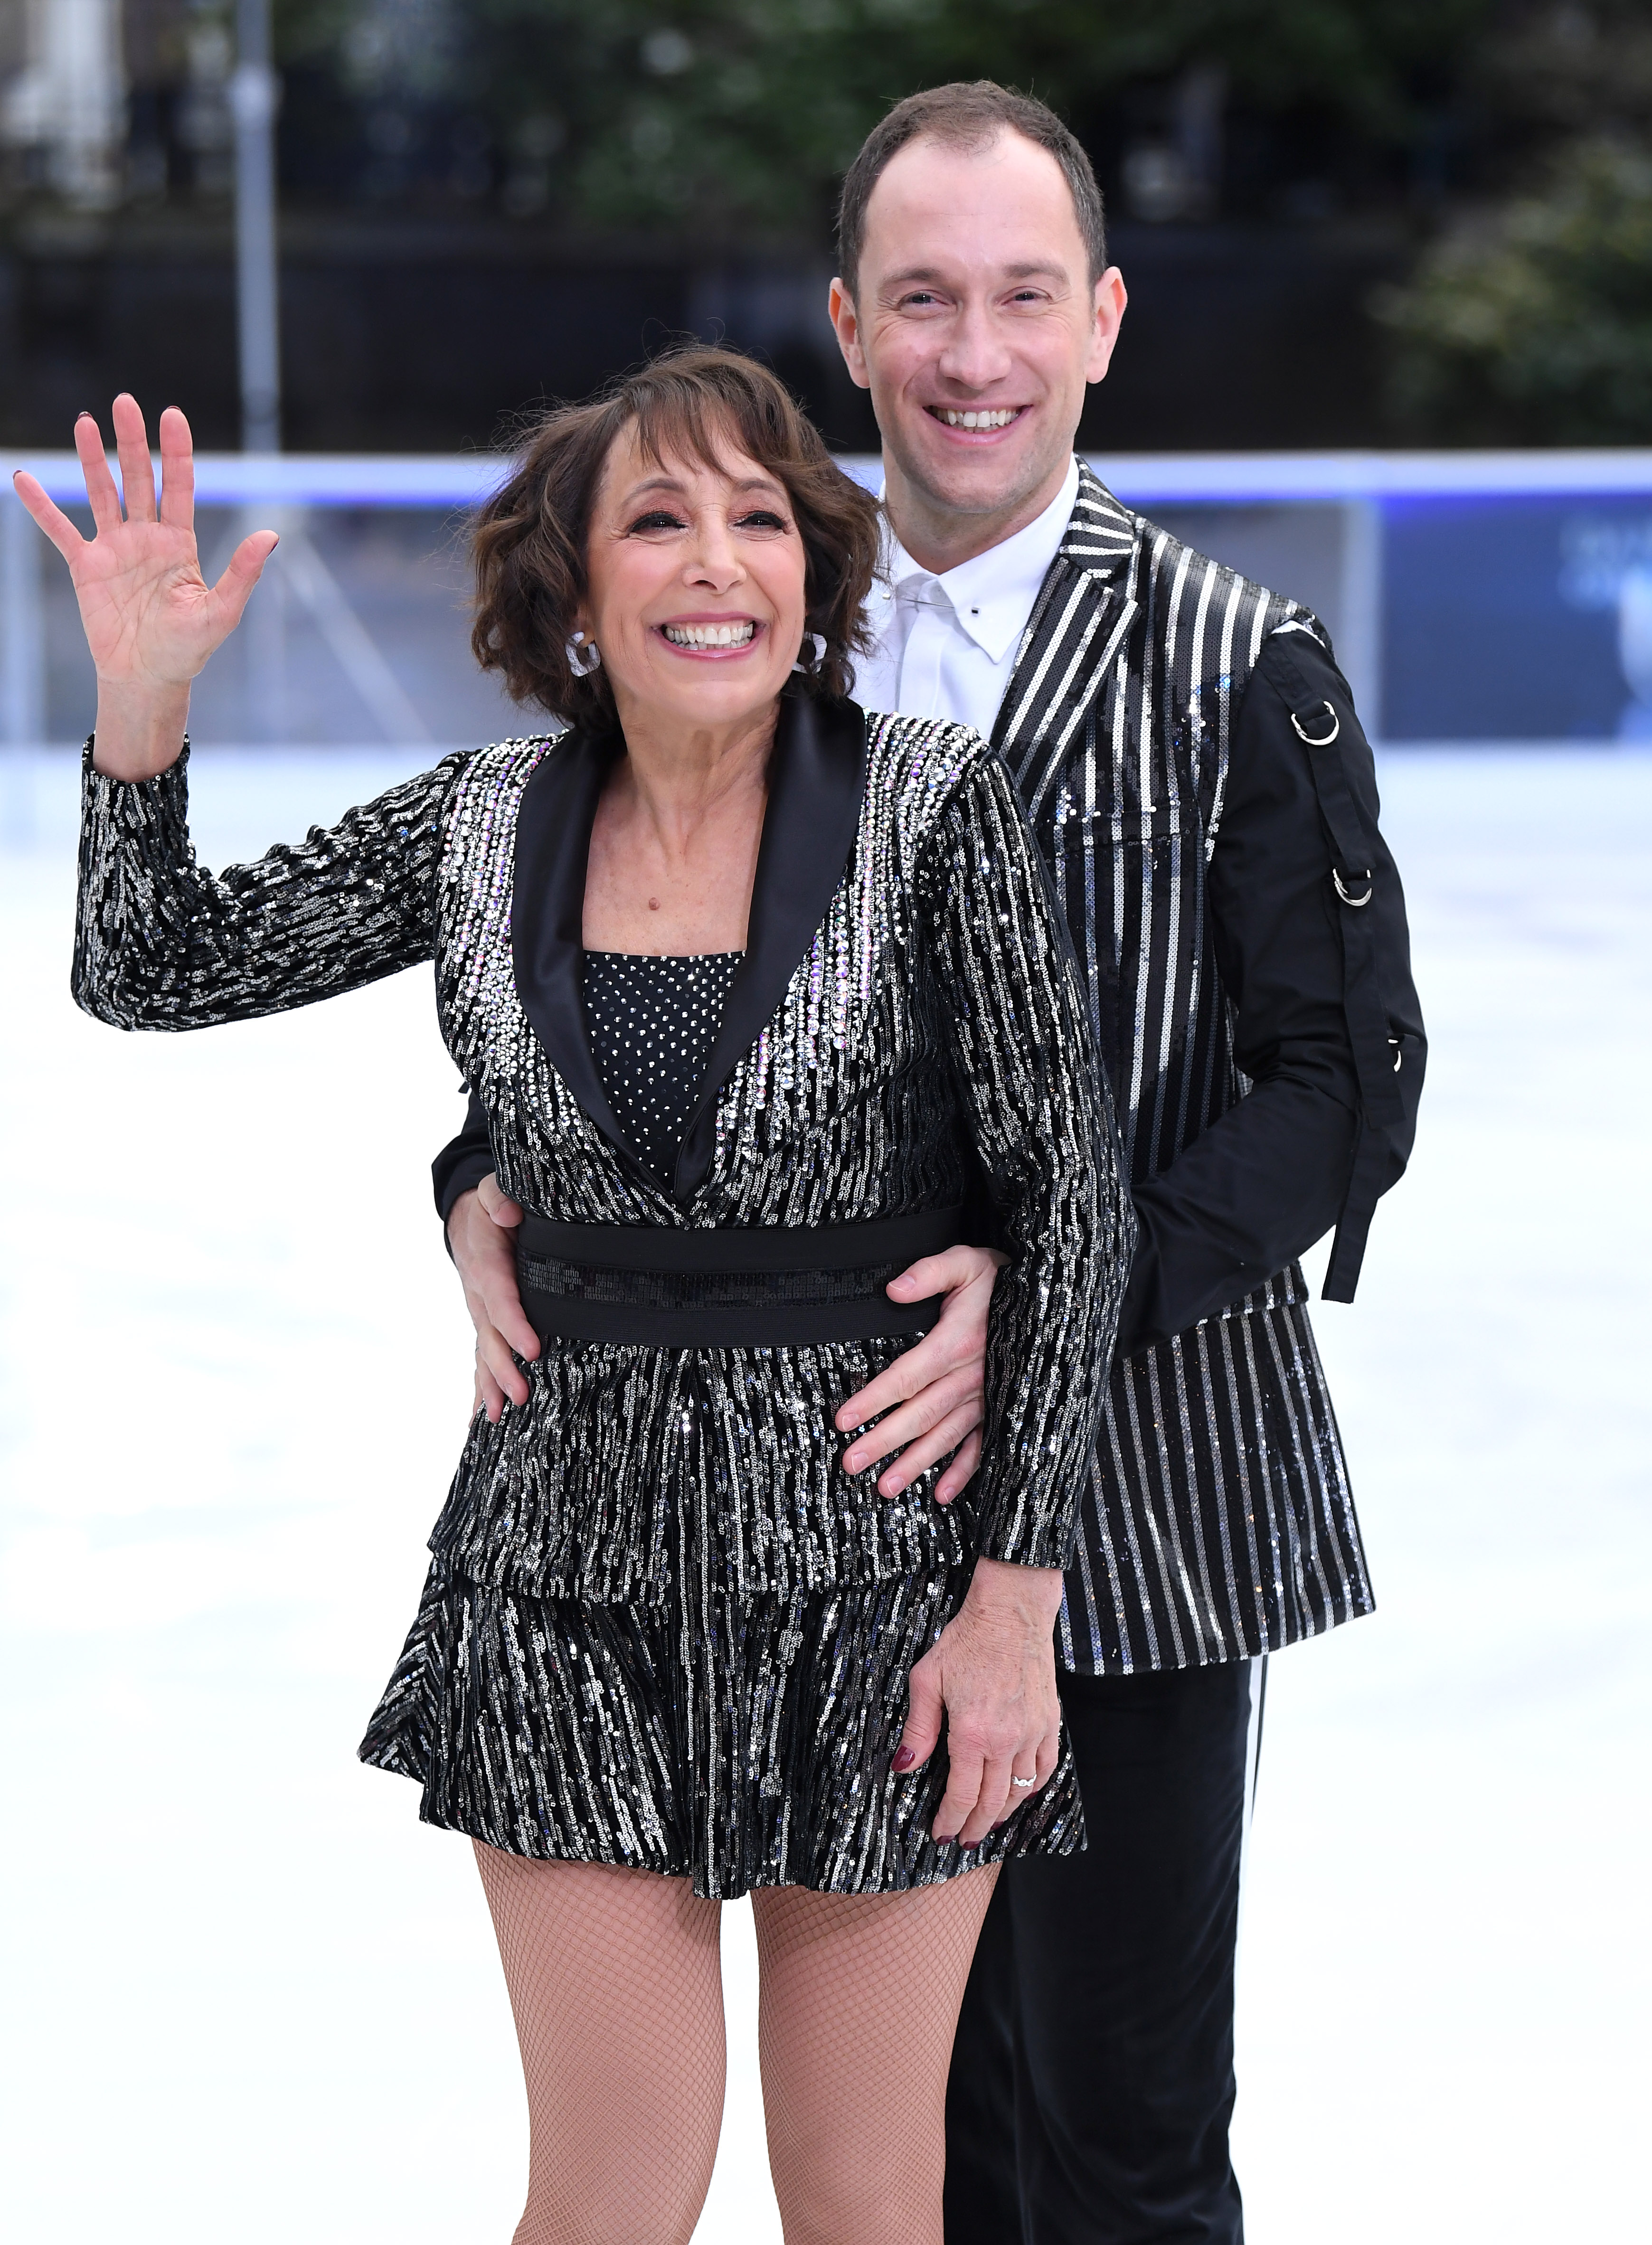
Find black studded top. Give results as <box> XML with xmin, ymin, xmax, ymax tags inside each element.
<box><xmin>584</xmin><ymin>950</ymin><xmax>744</xmax><ymax>1186</ymax></box>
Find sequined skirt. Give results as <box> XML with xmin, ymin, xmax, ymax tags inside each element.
<box><xmin>358</xmin><ymin>1518</ymin><xmax>1085</xmax><ymax>1901</ymax></box>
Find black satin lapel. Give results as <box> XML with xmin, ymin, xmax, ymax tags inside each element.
<box><xmin>510</xmin><ymin>726</ymin><xmax>640</xmax><ymax>1165</ymax></box>
<box><xmin>673</xmin><ymin>692</ymin><xmax>868</xmax><ymax>1203</ymax></box>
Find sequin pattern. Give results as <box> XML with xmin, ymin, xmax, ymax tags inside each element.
<box><xmin>73</xmin><ymin>716</ymin><xmax>1129</xmax><ymax>1895</ymax></box>
<box><xmin>76</xmin><ymin>716</ymin><xmax>1124</xmax><ymax>1604</ymax></box>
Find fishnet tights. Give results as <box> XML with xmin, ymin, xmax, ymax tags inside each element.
<box><xmin>475</xmin><ymin>1847</ymin><xmax>726</xmax><ymax>2245</ymax></box>
<box><xmin>751</xmin><ymin>1870</ymin><xmax>999</xmax><ymax>2245</ymax></box>
<box><xmin>476</xmin><ymin>1842</ymin><xmax>997</xmax><ymax>2245</ymax></box>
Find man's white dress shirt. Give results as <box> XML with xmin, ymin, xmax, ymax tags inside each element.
<box><xmin>850</xmin><ymin>456</ymin><xmax>1080</xmax><ymax>740</ymax></box>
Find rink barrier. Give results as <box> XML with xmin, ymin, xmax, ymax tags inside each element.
<box><xmin>8</xmin><ymin>446</ymin><xmax>1652</xmax><ymax>509</ymax></box>
<box><xmin>6</xmin><ymin>448</ymin><xmax>1652</xmax><ymax>748</ymax></box>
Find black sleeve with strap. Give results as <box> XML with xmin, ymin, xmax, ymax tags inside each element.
<box><xmin>1115</xmin><ymin>628</ymin><xmax>1425</xmax><ymax>1354</ymax></box>
<box><xmin>1262</xmin><ymin>626</ymin><xmax>1426</xmax><ymax>1301</ymax></box>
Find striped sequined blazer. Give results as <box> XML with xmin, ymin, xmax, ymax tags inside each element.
<box><xmin>1001</xmin><ymin>465</ymin><xmax>1378</xmax><ymax>1674</ymax></box>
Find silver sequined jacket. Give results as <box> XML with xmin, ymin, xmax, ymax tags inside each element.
<box><xmin>74</xmin><ymin>695</ymin><xmax>1132</xmax><ymax>1607</ymax></box>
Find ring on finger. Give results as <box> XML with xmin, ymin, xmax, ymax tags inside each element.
<box><xmin>1010</xmin><ymin>1773</ymin><xmax>1036</xmax><ymax>1789</ymax></box>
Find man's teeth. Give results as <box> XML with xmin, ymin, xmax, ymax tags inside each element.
<box><xmin>935</xmin><ymin>408</ymin><xmax>1019</xmax><ymax>429</ymax></box>
<box><xmin>663</xmin><ymin>621</ymin><xmax>757</xmax><ymax>648</ymax></box>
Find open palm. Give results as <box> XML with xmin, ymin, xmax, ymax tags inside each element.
<box><xmin>12</xmin><ymin>394</ymin><xmax>276</xmax><ymax>707</ymax></box>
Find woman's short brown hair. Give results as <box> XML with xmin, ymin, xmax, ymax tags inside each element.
<box><xmin>470</xmin><ymin>345</ymin><xmax>881</xmax><ymax>726</ymax></box>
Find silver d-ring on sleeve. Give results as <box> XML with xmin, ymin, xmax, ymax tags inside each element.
<box><xmin>1333</xmin><ymin>868</ymin><xmax>1374</xmax><ymax>907</ymax></box>
<box><xmin>1291</xmin><ymin>699</ymin><xmax>1340</xmax><ymax>746</ymax></box>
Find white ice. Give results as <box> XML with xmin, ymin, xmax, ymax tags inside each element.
<box><xmin>1</xmin><ymin>745</ymin><xmax>1647</xmax><ymax>2242</ymax></box>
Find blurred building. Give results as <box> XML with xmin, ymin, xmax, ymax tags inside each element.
<box><xmin>1</xmin><ymin>0</ymin><xmax>128</xmax><ymax>207</ymax></box>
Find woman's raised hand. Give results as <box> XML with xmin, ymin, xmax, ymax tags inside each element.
<box><xmin>11</xmin><ymin>396</ymin><xmax>278</xmax><ymax>781</ymax></box>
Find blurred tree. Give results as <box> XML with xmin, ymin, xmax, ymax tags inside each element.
<box><xmin>1477</xmin><ymin>0</ymin><xmax>1652</xmax><ymax>148</ymax></box>
<box><xmin>270</xmin><ymin>0</ymin><xmax>1493</xmax><ymax>235</ymax></box>
<box><xmin>1378</xmin><ymin>138</ymin><xmax>1652</xmax><ymax>443</ymax></box>
<box><xmin>1377</xmin><ymin>2</ymin><xmax>1652</xmax><ymax>440</ymax></box>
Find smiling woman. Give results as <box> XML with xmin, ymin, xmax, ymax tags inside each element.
<box><xmin>16</xmin><ymin>344</ymin><xmax>1131</xmax><ymax>2245</ymax></box>
<box><xmin>470</xmin><ymin>347</ymin><xmax>878</xmax><ymax>722</ymax></box>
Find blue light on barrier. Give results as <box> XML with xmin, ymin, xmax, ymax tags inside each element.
<box><xmin>1383</xmin><ymin>495</ymin><xmax>1652</xmax><ymax>742</ymax></box>
<box><xmin>8</xmin><ymin>447</ymin><xmax>1652</xmax><ymax>511</ymax></box>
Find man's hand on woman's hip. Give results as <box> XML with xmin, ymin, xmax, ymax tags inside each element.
<box><xmin>447</xmin><ymin>1180</ymin><xmax>1003</xmax><ymax>1482</ymax></box>
<box><xmin>834</xmin><ymin>1243</ymin><xmax>1005</xmax><ymax>1501</ymax></box>
<box><xmin>448</xmin><ymin>1177</ymin><xmax>539</xmax><ymax>1422</ymax></box>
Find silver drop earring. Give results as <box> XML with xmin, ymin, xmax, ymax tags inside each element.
<box><xmin>792</xmin><ymin>632</ymin><xmax>828</xmax><ymax>675</ymax></box>
<box><xmin>566</xmin><ymin>631</ymin><xmax>602</xmax><ymax>676</ymax></box>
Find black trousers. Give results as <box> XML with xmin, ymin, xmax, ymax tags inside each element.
<box><xmin>944</xmin><ymin>1659</ymin><xmax>1258</xmax><ymax>2245</ymax></box>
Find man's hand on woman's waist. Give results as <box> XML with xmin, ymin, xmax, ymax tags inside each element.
<box><xmin>834</xmin><ymin>1244</ymin><xmax>1004</xmax><ymax>1502</ymax></box>
<box><xmin>447</xmin><ymin>1174</ymin><xmax>1001</xmax><ymax>1498</ymax></box>
<box><xmin>449</xmin><ymin>1178</ymin><xmax>538</xmax><ymax>1422</ymax></box>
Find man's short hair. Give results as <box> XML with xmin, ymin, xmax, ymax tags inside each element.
<box><xmin>836</xmin><ymin>80</ymin><xmax>1107</xmax><ymax>302</ymax></box>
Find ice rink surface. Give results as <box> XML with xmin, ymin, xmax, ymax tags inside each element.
<box><xmin>2</xmin><ymin>743</ymin><xmax>1648</xmax><ymax>2242</ymax></box>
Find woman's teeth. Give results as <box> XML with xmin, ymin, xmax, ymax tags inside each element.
<box><xmin>933</xmin><ymin>408</ymin><xmax>1020</xmax><ymax>429</ymax></box>
<box><xmin>663</xmin><ymin>621</ymin><xmax>756</xmax><ymax>648</ymax></box>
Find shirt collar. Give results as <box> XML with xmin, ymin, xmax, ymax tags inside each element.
<box><xmin>879</xmin><ymin>456</ymin><xmax>1081</xmax><ymax>662</ymax></box>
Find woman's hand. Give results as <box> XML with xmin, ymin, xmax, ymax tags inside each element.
<box><xmin>896</xmin><ymin>1556</ymin><xmax>1065</xmax><ymax>1846</ymax></box>
<box><xmin>835</xmin><ymin>1244</ymin><xmax>1005</xmax><ymax>1501</ymax></box>
<box><xmin>11</xmin><ymin>396</ymin><xmax>277</xmax><ymax>781</ymax></box>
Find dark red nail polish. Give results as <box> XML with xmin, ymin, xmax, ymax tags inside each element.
<box><xmin>893</xmin><ymin>1745</ymin><xmax>916</xmax><ymax>1772</ymax></box>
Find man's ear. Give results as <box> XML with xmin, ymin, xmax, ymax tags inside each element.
<box><xmin>828</xmin><ymin>278</ymin><xmax>871</xmax><ymax>391</ymax></box>
<box><xmin>1086</xmin><ymin>267</ymin><xmax>1128</xmax><ymax>385</ymax></box>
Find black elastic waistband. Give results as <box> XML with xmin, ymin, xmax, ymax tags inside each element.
<box><xmin>518</xmin><ymin>1205</ymin><xmax>963</xmax><ymax>1349</ymax></box>
<box><xmin>518</xmin><ymin>1207</ymin><xmax>963</xmax><ymax>1275</ymax></box>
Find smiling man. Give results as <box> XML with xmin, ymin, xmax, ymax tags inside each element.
<box><xmin>827</xmin><ymin>86</ymin><xmax>1422</xmax><ymax>2245</ymax></box>
<box><xmin>435</xmin><ymin>80</ymin><xmax>1425</xmax><ymax>2245</ymax></box>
